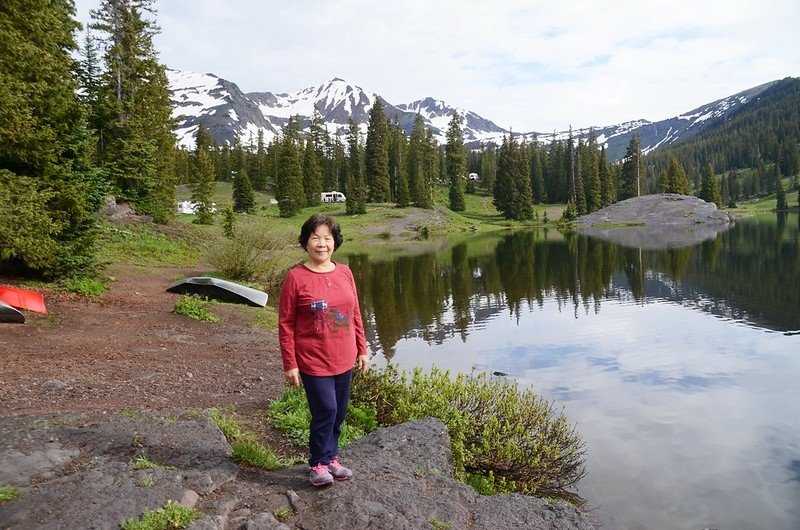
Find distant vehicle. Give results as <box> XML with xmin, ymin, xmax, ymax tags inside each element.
<box><xmin>468</xmin><ymin>173</ymin><xmax>480</xmax><ymax>180</ymax></box>
<box><xmin>321</xmin><ymin>191</ymin><xmax>346</xmax><ymax>203</ymax></box>
<box><xmin>177</xmin><ymin>200</ymin><xmax>217</xmax><ymax>214</ymax></box>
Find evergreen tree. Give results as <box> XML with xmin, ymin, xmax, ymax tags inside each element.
<box><xmin>445</xmin><ymin>112</ymin><xmax>467</xmax><ymax>212</ymax></box>
<box><xmin>407</xmin><ymin>114</ymin><xmax>431</xmax><ymax>208</ymax></box>
<box><xmin>774</xmin><ymin>165</ymin><xmax>788</xmax><ymax>211</ymax></box>
<box><xmin>494</xmin><ymin>135</ymin><xmax>515</xmax><ymax>218</ymax></box>
<box><xmin>90</xmin><ymin>0</ymin><xmax>177</xmax><ymax>222</ymax></box>
<box><xmin>232</xmin><ymin>141</ymin><xmax>255</xmax><ymax>213</ymax></box>
<box><xmin>584</xmin><ymin>132</ymin><xmax>602</xmax><ymax>212</ymax></box>
<box><xmin>619</xmin><ymin>135</ymin><xmax>642</xmax><ymax>200</ymax></box>
<box><xmin>665</xmin><ymin>155</ymin><xmax>692</xmax><ymax>195</ymax></box>
<box><xmin>389</xmin><ymin>119</ymin><xmax>410</xmax><ymax>207</ymax></box>
<box><xmin>699</xmin><ymin>163</ymin><xmax>722</xmax><ymax>207</ymax></box>
<box><xmin>190</xmin><ymin>127</ymin><xmax>216</xmax><ymax>224</ymax></box>
<box><xmin>481</xmin><ymin>144</ymin><xmax>498</xmax><ymax>196</ymax></box>
<box><xmin>511</xmin><ymin>137</ymin><xmax>534</xmax><ymax>220</ymax></box>
<box><xmin>276</xmin><ymin>134</ymin><xmax>304</xmax><ymax>217</ymax></box>
<box><xmin>250</xmin><ymin>129</ymin><xmax>268</xmax><ymax>190</ymax></box>
<box><xmin>302</xmin><ymin>137</ymin><xmax>323</xmax><ymax>207</ymax></box>
<box><xmin>0</xmin><ymin>0</ymin><xmax>103</xmax><ymax>278</ymax></box>
<box><xmin>346</xmin><ymin>120</ymin><xmax>367</xmax><ymax>214</ymax></box>
<box><xmin>530</xmin><ymin>144</ymin><xmax>546</xmax><ymax>203</ymax></box>
<box><xmin>599</xmin><ymin>146</ymin><xmax>615</xmax><ymax>206</ymax></box>
<box><xmin>364</xmin><ymin>96</ymin><xmax>391</xmax><ymax>202</ymax></box>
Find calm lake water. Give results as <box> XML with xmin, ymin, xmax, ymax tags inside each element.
<box><xmin>340</xmin><ymin>213</ymin><xmax>800</xmax><ymax>530</ymax></box>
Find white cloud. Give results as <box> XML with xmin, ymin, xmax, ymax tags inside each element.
<box><xmin>74</xmin><ymin>0</ymin><xmax>800</xmax><ymax>132</ymax></box>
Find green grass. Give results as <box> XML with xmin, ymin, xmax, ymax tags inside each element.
<box><xmin>273</xmin><ymin>505</ymin><xmax>292</xmax><ymax>522</ymax></box>
<box><xmin>268</xmin><ymin>386</ymin><xmax>377</xmax><ymax>448</ymax></box>
<box><xmin>250</xmin><ymin>306</ymin><xmax>279</xmax><ymax>332</ymax></box>
<box><xmin>129</xmin><ymin>454</ymin><xmax>158</xmax><ymax>470</ymax></box>
<box><xmin>98</xmin><ymin>223</ymin><xmax>203</xmax><ymax>268</ymax></box>
<box><xmin>120</xmin><ymin>500</ymin><xmax>201</xmax><ymax>530</ymax></box>
<box><xmin>208</xmin><ymin>408</ymin><xmax>296</xmax><ymax>469</ymax></box>
<box><xmin>0</xmin><ymin>485</ymin><xmax>21</xmax><ymax>503</ymax></box>
<box><xmin>172</xmin><ymin>295</ymin><xmax>219</xmax><ymax>322</ymax></box>
<box><xmin>61</xmin><ymin>276</ymin><xmax>107</xmax><ymax>296</ymax></box>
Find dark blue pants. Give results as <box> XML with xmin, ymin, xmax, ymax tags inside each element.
<box><xmin>300</xmin><ymin>369</ymin><xmax>353</xmax><ymax>467</ymax></box>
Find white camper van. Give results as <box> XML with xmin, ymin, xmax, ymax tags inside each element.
<box><xmin>321</xmin><ymin>191</ymin><xmax>346</xmax><ymax>203</ymax></box>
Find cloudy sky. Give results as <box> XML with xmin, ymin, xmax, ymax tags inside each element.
<box><xmin>73</xmin><ymin>0</ymin><xmax>800</xmax><ymax>133</ymax></box>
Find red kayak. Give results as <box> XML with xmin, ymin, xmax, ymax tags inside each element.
<box><xmin>0</xmin><ymin>285</ymin><xmax>48</xmax><ymax>314</ymax></box>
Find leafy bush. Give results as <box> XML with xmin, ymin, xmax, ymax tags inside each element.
<box><xmin>172</xmin><ymin>295</ymin><xmax>219</xmax><ymax>322</ymax></box>
<box><xmin>62</xmin><ymin>277</ymin><xmax>106</xmax><ymax>297</ymax></box>
<box><xmin>268</xmin><ymin>386</ymin><xmax>377</xmax><ymax>448</ymax></box>
<box><xmin>207</xmin><ymin>223</ymin><xmax>293</xmax><ymax>283</ymax></box>
<box><xmin>352</xmin><ymin>366</ymin><xmax>587</xmax><ymax>505</ymax></box>
<box><xmin>120</xmin><ymin>500</ymin><xmax>201</xmax><ymax>530</ymax></box>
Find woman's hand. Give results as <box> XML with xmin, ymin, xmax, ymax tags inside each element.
<box><xmin>356</xmin><ymin>355</ymin><xmax>370</xmax><ymax>373</ymax></box>
<box><xmin>284</xmin><ymin>368</ymin><xmax>300</xmax><ymax>387</ymax></box>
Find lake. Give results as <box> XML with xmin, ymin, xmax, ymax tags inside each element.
<box><xmin>340</xmin><ymin>212</ymin><xmax>800</xmax><ymax>530</ymax></box>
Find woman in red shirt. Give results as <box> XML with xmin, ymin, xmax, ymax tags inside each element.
<box><xmin>279</xmin><ymin>213</ymin><xmax>369</xmax><ymax>486</ymax></box>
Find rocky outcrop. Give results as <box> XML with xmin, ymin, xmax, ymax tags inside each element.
<box><xmin>577</xmin><ymin>193</ymin><xmax>734</xmax><ymax>249</ymax></box>
<box><xmin>0</xmin><ymin>412</ymin><xmax>598</xmax><ymax>530</ymax></box>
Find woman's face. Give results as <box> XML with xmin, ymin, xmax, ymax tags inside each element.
<box><xmin>305</xmin><ymin>224</ymin><xmax>335</xmax><ymax>266</ymax></box>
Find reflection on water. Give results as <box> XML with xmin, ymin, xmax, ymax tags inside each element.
<box><xmin>341</xmin><ymin>213</ymin><xmax>799</xmax><ymax>530</ymax></box>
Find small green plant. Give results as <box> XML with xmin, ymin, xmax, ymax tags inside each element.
<box><xmin>62</xmin><ymin>276</ymin><xmax>107</xmax><ymax>296</ymax></box>
<box><xmin>0</xmin><ymin>485</ymin><xmax>21</xmax><ymax>503</ymax></box>
<box><xmin>129</xmin><ymin>454</ymin><xmax>158</xmax><ymax>470</ymax></box>
<box><xmin>209</xmin><ymin>409</ymin><xmax>245</xmax><ymax>441</ymax></box>
<box><xmin>251</xmin><ymin>306</ymin><xmax>279</xmax><ymax>332</ymax></box>
<box><xmin>207</xmin><ymin>223</ymin><xmax>293</xmax><ymax>282</ymax></box>
<box><xmin>222</xmin><ymin>205</ymin><xmax>236</xmax><ymax>239</ymax></box>
<box><xmin>131</xmin><ymin>435</ymin><xmax>143</xmax><ymax>448</ymax></box>
<box><xmin>429</xmin><ymin>517</ymin><xmax>453</xmax><ymax>530</ymax></box>
<box><xmin>172</xmin><ymin>294</ymin><xmax>219</xmax><ymax>322</ymax></box>
<box><xmin>268</xmin><ymin>387</ymin><xmax>376</xmax><ymax>448</ymax></box>
<box><xmin>377</xmin><ymin>230</ymin><xmax>392</xmax><ymax>240</ymax></box>
<box><xmin>120</xmin><ymin>499</ymin><xmax>201</xmax><ymax>530</ymax></box>
<box><xmin>138</xmin><ymin>474</ymin><xmax>155</xmax><ymax>488</ymax></box>
<box><xmin>229</xmin><ymin>438</ymin><xmax>291</xmax><ymax>469</ymax></box>
<box><xmin>273</xmin><ymin>505</ymin><xmax>292</xmax><ymax>522</ymax></box>
<box><xmin>120</xmin><ymin>409</ymin><xmax>138</xmax><ymax>418</ymax></box>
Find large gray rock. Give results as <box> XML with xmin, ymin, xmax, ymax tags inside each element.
<box><xmin>0</xmin><ymin>414</ymin><xmax>598</xmax><ymax>530</ymax></box>
<box><xmin>577</xmin><ymin>193</ymin><xmax>734</xmax><ymax>249</ymax></box>
<box><xmin>289</xmin><ymin>417</ymin><xmax>598</xmax><ymax>530</ymax></box>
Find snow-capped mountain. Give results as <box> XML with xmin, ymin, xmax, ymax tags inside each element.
<box><xmin>168</xmin><ymin>70</ymin><xmax>780</xmax><ymax>160</ymax></box>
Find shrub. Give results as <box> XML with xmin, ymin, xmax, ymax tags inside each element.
<box><xmin>352</xmin><ymin>366</ymin><xmax>586</xmax><ymax>505</ymax></box>
<box><xmin>62</xmin><ymin>277</ymin><xmax>106</xmax><ymax>297</ymax></box>
<box><xmin>207</xmin><ymin>223</ymin><xmax>293</xmax><ymax>283</ymax></box>
<box><xmin>172</xmin><ymin>294</ymin><xmax>219</xmax><ymax>322</ymax></box>
<box><xmin>269</xmin><ymin>386</ymin><xmax>377</xmax><ymax>448</ymax></box>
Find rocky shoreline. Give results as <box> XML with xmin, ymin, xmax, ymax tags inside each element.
<box><xmin>0</xmin><ymin>412</ymin><xmax>599</xmax><ymax>530</ymax></box>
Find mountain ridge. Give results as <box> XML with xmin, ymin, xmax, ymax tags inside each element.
<box><xmin>168</xmin><ymin>70</ymin><xmax>785</xmax><ymax>161</ymax></box>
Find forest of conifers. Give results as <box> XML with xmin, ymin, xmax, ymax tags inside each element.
<box><xmin>1</xmin><ymin>1</ymin><xmax>798</xmax><ymax>280</ymax></box>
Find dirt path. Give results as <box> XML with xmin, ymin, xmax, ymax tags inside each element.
<box><xmin>0</xmin><ymin>264</ymin><xmax>286</xmax><ymax>418</ymax></box>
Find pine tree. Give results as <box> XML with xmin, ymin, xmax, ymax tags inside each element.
<box><xmin>584</xmin><ymin>131</ymin><xmax>602</xmax><ymax>212</ymax></box>
<box><xmin>699</xmin><ymin>163</ymin><xmax>722</xmax><ymax>207</ymax></box>
<box><xmin>232</xmin><ymin>141</ymin><xmax>255</xmax><ymax>213</ymax></box>
<box><xmin>250</xmin><ymin>129</ymin><xmax>268</xmax><ymax>190</ymax></box>
<box><xmin>494</xmin><ymin>135</ymin><xmax>515</xmax><ymax>218</ymax></box>
<box><xmin>191</xmin><ymin>127</ymin><xmax>216</xmax><ymax>224</ymax></box>
<box><xmin>511</xmin><ymin>137</ymin><xmax>534</xmax><ymax>220</ymax></box>
<box><xmin>0</xmin><ymin>0</ymin><xmax>103</xmax><ymax>278</ymax></box>
<box><xmin>90</xmin><ymin>0</ymin><xmax>176</xmax><ymax>222</ymax></box>
<box><xmin>445</xmin><ymin>112</ymin><xmax>467</xmax><ymax>212</ymax></box>
<box><xmin>302</xmin><ymin>137</ymin><xmax>323</xmax><ymax>207</ymax></box>
<box><xmin>530</xmin><ymin>144</ymin><xmax>546</xmax><ymax>203</ymax></box>
<box><xmin>481</xmin><ymin>144</ymin><xmax>498</xmax><ymax>196</ymax></box>
<box><xmin>774</xmin><ymin>165</ymin><xmax>788</xmax><ymax>211</ymax></box>
<box><xmin>599</xmin><ymin>146</ymin><xmax>615</xmax><ymax>206</ymax></box>
<box><xmin>345</xmin><ymin>120</ymin><xmax>366</xmax><ymax>215</ymax></box>
<box><xmin>619</xmin><ymin>135</ymin><xmax>642</xmax><ymax>200</ymax></box>
<box><xmin>407</xmin><ymin>114</ymin><xmax>430</xmax><ymax>208</ymax></box>
<box><xmin>665</xmin><ymin>155</ymin><xmax>692</xmax><ymax>195</ymax></box>
<box><xmin>364</xmin><ymin>96</ymin><xmax>391</xmax><ymax>202</ymax></box>
<box><xmin>389</xmin><ymin>119</ymin><xmax>410</xmax><ymax>207</ymax></box>
<box><xmin>276</xmin><ymin>135</ymin><xmax>304</xmax><ymax>217</ymax></box>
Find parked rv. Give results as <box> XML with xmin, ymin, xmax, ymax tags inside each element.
<box><xmin>321</xmin><ymin>191</ymin><xmax>346</xmax><ymax>203</ymax></box>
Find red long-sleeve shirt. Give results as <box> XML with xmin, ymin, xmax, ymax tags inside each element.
<box><xmin>278</xmin><ymin>262</ymin><xmax>368</xmax><ymax>376</ymax></box>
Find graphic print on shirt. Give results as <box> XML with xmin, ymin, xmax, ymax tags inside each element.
<box><xmin>310</xmin><ymin>299</ymin><xmax>350</xmax><ymax>334</ymax></box>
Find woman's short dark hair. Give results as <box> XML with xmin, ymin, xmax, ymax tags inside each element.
<box><xmin>299</xmin><ymin>213</ymin><xmax>343</xmax><ymax>250</ymax></box>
